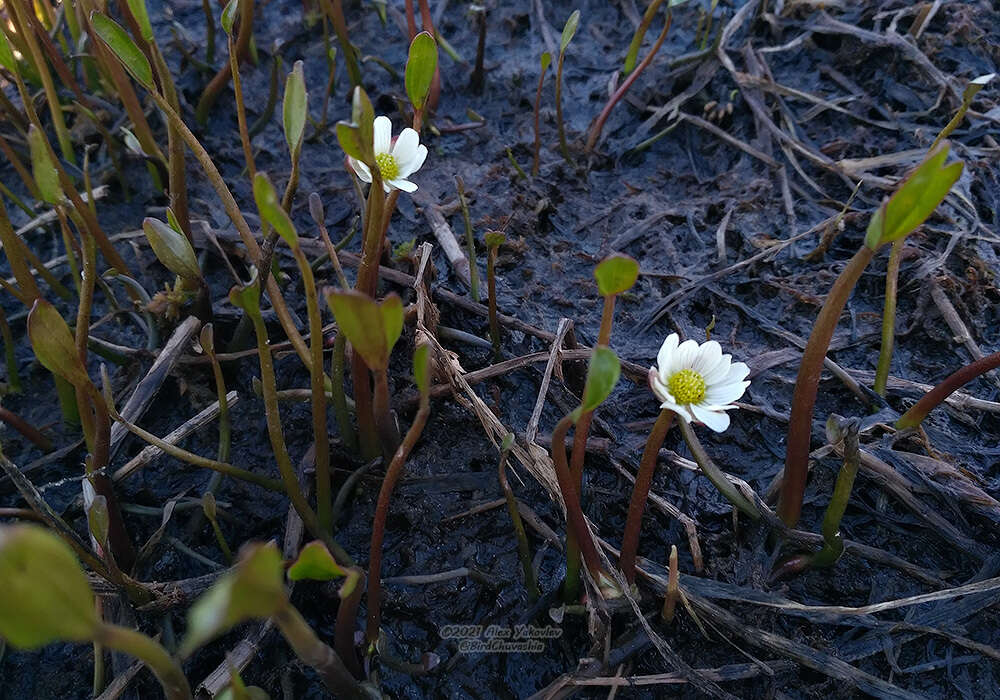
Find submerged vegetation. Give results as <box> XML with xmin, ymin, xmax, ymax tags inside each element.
<box><xmin>0</xmin><ymin>0</ymin><xmax>997</xmax><ymax>697</ymax></box>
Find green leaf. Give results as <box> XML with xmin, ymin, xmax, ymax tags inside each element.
<box><xmin>559</xmin><ymin>10</ymin><xmax>581</xmax><ymax>54</ymax></box>
<box><xmin>287</xmin><ymin>541</ymin><xmax>346</xmax><ymax>581</ymax></box>
<box><xmin>228</xmin><ymin>273</ymin><xmax>262</xmax><ymax>317</ymax></box>
<box><xmin>27</xmin><ymin>299</ymin><xmax>90</xmax><ymax>388</ymax></box>
<box><xmin>0</xmin><ymin>27</ymin><xmax>17</xmax><ymax>74</ymax></box>
<box><xmin>252</xmin><ymin>173</ymin><xmax>297</xmax><ymax>246</ymax></box>
<box><xmin>90</xmin><ymin>12</ymin><xmax>154</xmax><ymax>88</ymax></box>
<box><xmin>484</xmin><ymin>231</ymin><xmax>506</xmax><ymax>248</ymax></box>
<box><xmin>221</xmin><ymin>0</ymin><xmax>239</xmax><ymax>34</ymax></box>
<box><xmin>283</xmin><ymin>61</ymin><xmax>308</xmax><ymax>163</ymax></box>
<box><xmin>86</xmin><ymin>492</ymin><xmax>111</xmax><ymax>550</ymax></box>
<box><xmin>180</xmin><ymin>542</ymin><xmax>285</xmax><ymax>657</ymax></box>
<box><xmin>865</xmin><ymin>143</ymin><xmax>963</xmax><ymax>249</ymax></box>
<box><xmin>594</xmin><ymin>253</ymin><xmax>639</xmax><ymax>296</ymax></box>
<box><xmin>335</xmin><ymin>121</ymin><xmax>365</xmax><ymax>162</ymax></box>
<box><xmin>578</xmin><ymin>346</ymin><xmax>620</xmax><ymax>415</ymax></box>
<box><xmin>350</xmin><ymin>86</ymin><xmax>376</xmax><ymax>164</ymax></box>
<box><xmin>27</xmin><ymin>126</ymin><xmax>61</xmax><ymax>205</ymax></box>
<box><xmin>0</xmin><ymin>525</ymin><xmax>98</xmax><ymax>648</ymax></box>
<box><xmin>325</xmin><ymin>290</ymin><xmax>403</xmax><ymax>370</ymax></box>
<box><xmin>125</xmin><ymin>0</ymin><xmax>154</xmax><ymax>42</ymax></box>
<box><xmin>142</xmin><ymin>217</ymin><xmax>202</xmax><ymax>281</ymax></box>
<box><xmin>413</xmin><ymin>343</ymin><xmax>430</xmax><ymax>395</ymax></box>
<box><xmin>405</xmin><ymin>32</ymin><xmax>438</xmax><ymax>111</ymax></box>
<box><xmin>540</xmin><ymin>52</ymin><xmax>551</xmax><ymax>74</ymax></box>
<box><xmin>199</xmin><ymin>323</ymin><xmax>217</xmax><ymax>356</ymax></box>
<box><xmin>501</xmin><ymin>432</ymin><xmax>515</xmax><ymax>451</ymax></box>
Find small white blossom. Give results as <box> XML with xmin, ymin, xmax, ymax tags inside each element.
<box><xmin>649</xmin><ymin>333</ymin><xmax>750</xmax><ymax>433</ymax></box>
<box><xmin>347</xmin><ymin>115</ymin><xmax>427</xmax><ymax>193</ymax></box>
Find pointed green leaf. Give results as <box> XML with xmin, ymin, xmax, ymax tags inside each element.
<box><xmin>125</xmin><ymin>0</ymin><xmax>154</xmax><ymax>42</ymax></box>
<box><xmin>594</xmin><ymin>253</ymin><xmax>639</xmax><ymax>296</ymax></box>
<box><xmin>0</xmin><ymin>525</ymin><xmax>98</xmax><ymax>648</ymax></box>
<box><xmin>381</xmin><ymin>294</ymin><xmax>404</xmax><ymax>358</ymax></box>
<box><xmin>325</xmin><ymin>290</ymin><xmax>402</xmax><ymax>370</ymax></box>
<box><xmin>0</xmin><ymin>28</ymin><xmax>17</xmax><ymax>74</ymax></box>
<box><xmin>350</xmin><ymin>86</ymin><xmax>376</xmax><ymax>164</ymax></box>
<box><xmin>143</xmin><ymin>217</ymin><xmax>202</xmax><ymax>281</ymax></box>
<box><xmin>559</xmin><ymin>10</ymin><xmax>581</xmax><ymax>54</ymax></box>
<box><xmin>221</xmin><ymin>0</ymin><xmax>239</xmax><ymax>34</ymax></box>
<box><xmin>229</xmin><ymin>274</ymin><xmax>262</xmax><ymax>317</ymax></box>
<box><xmin>287</xmin><ymin>541</ymin><xmax>346</xmax><ymax>581</ymax></box>
<box><xmin>200</xmin><ymin>323</ymin><xmax>217</xmax><ymax>356</ymax></box>
<box><xmin>180</xmin><ymin>542</ymin><xmax>285</xmax><ymax>656</ymax></box>
<box><xmin>283</xmin><ymin>61</ymin><xmax>308</xmax><ymax>163</ymax></box>
<box><xmin>865</xmin><ymin>143</ymin><xmax>963</xmax><ymax>249</ymax></box>
<box><xmin>252</xmin><ymin>173</ymin><xmax>297</xmax><ymax>246</ymax></box>
<box><xmin>27</xmin><ymin>299</ymin><xmax>90</xmax><ymax>388</ymax></box>
<box><xmin>28</xmin><ymin>125</ymin><xmax>61</xmax><ymax>205</ymax></box>
<box><xmin>578</xmin><ymin>346</ymin><xmax>620</xmax><ymax>415</ymax></box>
<box><xmin>405</xmin><ymin>32</ymin><xmax>438</xmax><ymax>111</ymax></box>
<box><xmin>540</xmin><ymin>51</ymin><xmax>551</xmax><ymax>74</ymax></box>
<box><xmin>91</xmin><ymin>12</ymin><xmax>154</xmax><ymax>88</ymax></box>
<box><xmin>336</xmin><ymin>121</ymin><xmax>365</xmax><ymax>162</ymax></box>
<box><xmin>85</xmin><ymin>486</ymin><xmax>111</xmax><ymax>550</ymax></box>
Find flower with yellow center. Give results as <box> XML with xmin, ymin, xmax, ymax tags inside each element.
<box><xmin>649</xmin><ymin>333</ymin><xmax>750</xmax><ymax>433</ymax></box>
<box><xmin>347</xmin><ymin>116</ymin><xmax>427</xmax><ymax>193</ymax></box>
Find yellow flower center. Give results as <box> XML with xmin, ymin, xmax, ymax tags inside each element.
<box><xmin>375</xmin><ymin>152</ymin><xmax>400</xmax><ymax>180</ymax></box>
<box><xmin>668</xmin><ymin>368</ymin><xmax>706</xmax><ymax>405</ymax></box>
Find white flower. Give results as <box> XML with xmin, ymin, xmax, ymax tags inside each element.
<box><xmin>347</xmin><ymin>115</ymin><xmax>427</xmax><ymax>193</ymax></box>
<box><xmin>649</xmin><ymin>333</ymin><xmax>750</xmax><ymax>433</ymax></box>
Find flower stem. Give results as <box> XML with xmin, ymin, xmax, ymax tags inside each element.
<box><xmin>619</xmin><ymin>408</ymin><xmax>673</xmax><ymax>584</ymax></box>
<box><xmin>366</xmin><ymin>369</ymin><xmax>430</xmax><ymax>643</ymax></box>
<box><xmin>95</xmin><ymin>624</ymin><xmax>191</xmax><ymax>700</ymax></box>
<box><xmin>677</xmin><ymin>418</ymin><xmax>759</xmax><ymax>519</ymax></box>
<box><xmin>779</xmin><ymin>245</ymin><xmax>874</xmax><ymax>527</ymax></box>
<box><xmin>896</xmin><ymin>349</ymin><xmax>1000</xmax><ymax>430</ymax></box>
<box><xmin>874</xmin><ymin>240</ymin><xmax>902</xmax><ymax>397</ymax></box>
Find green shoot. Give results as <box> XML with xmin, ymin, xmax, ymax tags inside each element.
<box><xmin>497</xmin><ymin>432</ymin><xmax>540</xmax><ymax>600</ymax></box>
<box><xmin>455</xmin><ymin>176</ymin><xmax>481</xmax><ymax>302</ymax></box>
<box><xmin>779</xmin><ymin>143</ymin><xmax>963</xmax><ymax>527</ymax></box>
<box><xmin>532</xmin><ymin>52</ymin><xmax>551</xmax><ymax>175</ymax></box>
<box><xmin>555</xmin><ymin>10</ymin><xmax>580</xmax><ymax>164</ymax></box>
<box><xmin>484</xmin><ymin>229</ymin><xmax>507</xmax><ymax>359</ymax></box>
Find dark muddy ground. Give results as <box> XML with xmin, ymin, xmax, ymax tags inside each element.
<box><xmin>2</xmin><ymin>0</ymin><xmax>1000</xmax><ymax>697</ymax></box>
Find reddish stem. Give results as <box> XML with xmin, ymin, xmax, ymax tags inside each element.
<box><xmin>778</xmin><ymin>245</ymin><xmax>874</xmax><ymax>527</ymax></box>
<box><xmin>619</xmin><ymin>408</ymin><xmax>673</xmax><ymax>583</ymax></box>
<box><xmin>585</xmin><ymin>12</ymin><xmax>672</xmax><ymax>152</ymax></box>
<box><xmin>896</xmin><ymin>350</ymin><xmax>1000</xmax><ymax>430</ymax></box>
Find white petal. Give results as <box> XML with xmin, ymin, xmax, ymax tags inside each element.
<box><xmin>349</xmin><ymin>157</ymin><xmax>372</xmax><ymax>183</ymax></box>
<box><xmin>702</xmin><ymin>354</ymin><xmax>732</xmax><ymax>384</ymax></box>
<box><xmin>400</xmin><ymin>144</ymin><xmax>428</xmax><ymax>178</ymax></box>
<box><xmin>720</xmin><ymin>361</ymin><xmax>751</xmax><ymax>385</ymax></box>
<box><xmin>672</xmin><ymin>339</ymin><xmax>700</xmax><ymax>374</ymax></box>
<box><xmin>391</xmin><ymin>128</ymin><xmax>419</xmax><ymax>166</ymax></box>
<box><xmin>387</xmin><ymin>178</ymin><xmax>418</xmax><ymax>193</ymax></box>
<box><xmin>692</xmin><ymin>340</ymin><xmax>722</xmax><ymax>376</ymax></box>
<box><xmin>690</xmin><ymin>403</ymin><xmax>730</xmax><ymax>433</ymax></box>
<box><xmin>659</xmin><ymin>400</ymin><xmax>693</xmax><ymax>423</ymax></box>
<box><xmin>373</xmin><ymin>116</ymin><xmax>392</xmax><ymax>155</ymax></box>
<box><xmin>650</xmin><ymin>373</ymin><xmax>675</xmax><ymax>405</ymax></box>
<box><xmin>656</xmin><ymin>334</ymin><xmax>680</xmax><ymax>378</ymax></box>
<box><xmin>704</xmin><ymin>379</ymin><xmax>749</xmax><ymax>405</ymax></box>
